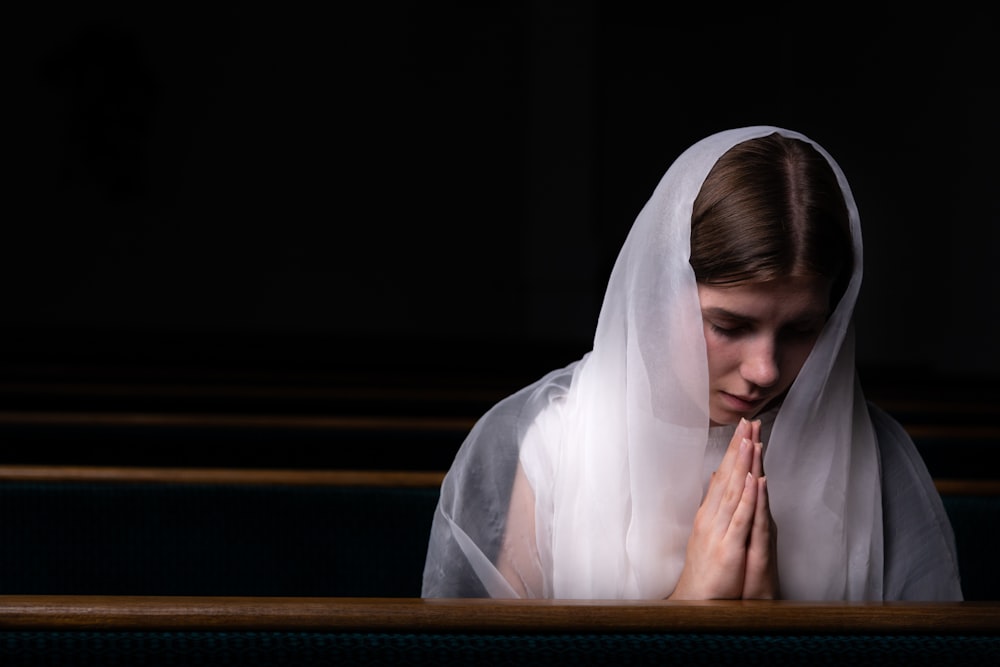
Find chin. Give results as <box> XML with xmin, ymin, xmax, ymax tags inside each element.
<box><xmin>708</xmin><ymin>411</ymin><xmax>743</xmax><ymax>427</ymax></box>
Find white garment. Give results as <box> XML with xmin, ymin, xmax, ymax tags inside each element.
<box><xmin>421</xmin><ymin>126</ymin><xmax>962</xmax><ymax>601</ymax></box>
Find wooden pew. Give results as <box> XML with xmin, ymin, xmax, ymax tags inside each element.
<box><xmin>0</xmin><ymin>465</ymin><xmax>444</xmax><ymax>598</ymax></box>
<box><xmin>1</xmin><ymin>408</ymin><xmax>996</xmax><ymax>477</ymax></box>
<box><xmin>2</xmin><ymin>365</ymin><xmax>997</xmax><ymax>476</ymax></box>
<box><xmin>0</xmin><ymin>463</ymin><xmax>445</xmax><ymax>487</ymax></box>
<box><xmin>1</xmin><ymin>597</ymin><xmax>998</xmax><ymax>665</ymax></box>
<box><xmin>1</xmin><ymin>465</ymin><xmax>998</xmax><ymax>601</ymax></box>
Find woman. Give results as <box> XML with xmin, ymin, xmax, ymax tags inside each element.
<box><xmin>421</xmin><ymin>126</ymin><xmax>962</xmax><ymax>601</ymax></box>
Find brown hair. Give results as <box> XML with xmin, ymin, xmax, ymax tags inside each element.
<box><xmin>689</xmin><ymin>132</ymin><xmax>854</xmax><ymax>305</ymax></box>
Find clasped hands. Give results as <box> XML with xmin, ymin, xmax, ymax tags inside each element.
<box><xmin>669</xmin><ymin>417</ymin><xmax>779</xmax><ymax>600</ymax></box>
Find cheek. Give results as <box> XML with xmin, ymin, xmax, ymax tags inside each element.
<box><xmin>780</xmin><ymin>341</ymin><xmax>818</xmax><ymax>385</ymax></box>
<box><xmin>703</xmin><ymin>332</ymin><xmax>738</xmax><ymax>378</ymax></box>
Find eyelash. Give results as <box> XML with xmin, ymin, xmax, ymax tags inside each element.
<box><xmin>709</xmin><ymin>323</ymin><xmax>744</xmax><ymax>339</ymax></box>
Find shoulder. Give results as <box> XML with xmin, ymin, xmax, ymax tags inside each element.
<box><xmin>866</xmin><ymin>400</ymin><xmax>935</xmax><ymax>499</ymax></box>
<box><xmin>867</xmin><ymin>401</ymin><xmax>933</xmax><ymax>484</ymax></box>
<box><xmin>867</xmin><ymin>401</ymin><xmax>963</xmax><ymax>599</ymax></box>
<box><xmin>450</xmin><ymin>361</ymin><xmax>577</xmax><ymax>477</ymax></box>
<box><xmin>473</xmin><ymin>361</ymin><xmax>576</xmax><ymax>435</ymax></box>
<box><xmin>866</xmin><ymin>401</ymin><xmax>911</xmax><ymax>447</ymax></box>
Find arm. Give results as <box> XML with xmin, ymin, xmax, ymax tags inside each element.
<box><xmin>496</xmin><ymin>462</ymin><xmax>545</xmax><ymax>598</ymax></box>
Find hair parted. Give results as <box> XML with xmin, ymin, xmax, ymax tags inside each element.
<box><xmin>689</xmin><ymin>132</ymin><xmax>854</xmax><ymax>305</ymax></box>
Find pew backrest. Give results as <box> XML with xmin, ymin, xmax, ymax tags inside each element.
<box><xmin>0</xmin><ymin>466</ymin><xmax>443</xmax><ymax>597</ymax></box>
<box><xmin>1</xmin><ymin>466</ymin><xmax>998</xmax><ymax>600</ymax></box>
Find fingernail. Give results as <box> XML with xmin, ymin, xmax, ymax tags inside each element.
<box><xmin>740</xmin><ymin>438</ymin><xmax>750</xmax><ymax>451</ymax></box>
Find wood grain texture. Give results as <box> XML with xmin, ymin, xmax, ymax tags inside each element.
<box><xmin>1</xmin><ymin>597</ymin><xmax>998</xmax><ymax>633</ymax></box>
<box><xmin>2</xmin><ymin>464</ymin><xmax>997</xmax><ymax>494</ymax></box>
<box><xmin>0</xmin><ymin>464</ymin><xmax>445</xmax><ymax>486</ymax></box>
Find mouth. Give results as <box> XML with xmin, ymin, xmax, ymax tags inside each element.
<box><xmin>719</xmin><ymin>391</ymin><xmax>767</xmax><ymax>413</ymax></box>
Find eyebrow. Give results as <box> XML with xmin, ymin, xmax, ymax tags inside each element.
<box><xmin>701</xmin><ymin>306</ymin><xmax>828</xmax><ymax>326</ymax></box>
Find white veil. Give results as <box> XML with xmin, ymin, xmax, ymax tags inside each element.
<box><xmin>423</xmin><ymin>126</ymin><xmax>884</xmax><ymax>600</ymax></box>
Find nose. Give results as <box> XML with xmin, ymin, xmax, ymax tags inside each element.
<box><xmin>740</xmin><ymin>336</ymin><xmax>780</xmax><ymax>389</ymax></box>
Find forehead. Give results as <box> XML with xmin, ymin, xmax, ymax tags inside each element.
<box><xmin>697</xmin><ymin>276</ymin><xmax>832</xmax><ymax>322</ymax></box>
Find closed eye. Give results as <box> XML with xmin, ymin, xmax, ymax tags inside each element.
<box><xmin>780</xmin><ymin>322</ymin><xmax>824</xmax><ymax>341</ymax></box>
<box><xmin>708</xmin><ymin>321</ymin><xmax>748</xmax><ymax>339</ymax></box>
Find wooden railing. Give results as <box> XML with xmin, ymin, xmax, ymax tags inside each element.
<box><xmin>1</xmin><ymin>596</ymin><xmax>998</xmax><ymax>633</ymax></box>
<box><xmin>0</xmin><ymin>463</ymin><xmax>446</xmax><ymax>487</ymax></box>
<box><xmin>0</xmin><ymin>463</ymin><xmax>996</xmax><ymax>496</ymax></box>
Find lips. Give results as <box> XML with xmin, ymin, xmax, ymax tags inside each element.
<box><xmin>720</xmin><ymin>391</ymin><xmax>766</xmax><ymax>412</ymax></box>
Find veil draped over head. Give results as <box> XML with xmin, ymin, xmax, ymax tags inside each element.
<box><xmin>423</xmin><ymin>126</ymin><xmax>885</xmax><ymax>600</ymax></box>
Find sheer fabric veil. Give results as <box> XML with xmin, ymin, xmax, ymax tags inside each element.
<box><xmin>423</xmin><ymin>126</ymin><xmax>885</xmax><ymax>600</ymax></box>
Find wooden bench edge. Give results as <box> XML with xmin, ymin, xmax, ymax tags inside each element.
<box><xmin>0</xmin><ymin>464</ymin><xmax>446</xmax><ymax>487</ymax></box>
<box><xmin>3</xmin><ymin>466</ymin><xmax>1000</xmax><ymax>495</ymax></box>
<box><xmin>0</xmin><ymin>596</ymin><xmax>998</xmax><ymax>633</ymax></box>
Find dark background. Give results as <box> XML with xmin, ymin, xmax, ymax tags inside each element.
<box><xmin>6</xmin><ymin>2</ymin><xmax>999</xmax><ymax>391</ymax></box>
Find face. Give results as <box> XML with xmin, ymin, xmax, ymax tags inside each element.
<box><xmin>698</xmin><ymin>275</ymin><xmax>832</xmax><ymax>426</ymax></box>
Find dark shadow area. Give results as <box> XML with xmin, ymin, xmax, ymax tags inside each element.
<box><xmin>5</xmin><ymin>3</ymin><xmax>998</xmax><ymax>473</ymax></box>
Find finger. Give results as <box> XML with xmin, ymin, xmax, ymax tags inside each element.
<box><xmin>744</xmin><ymin>476</ymin><xmax>778</xmax><ymax>598</ymax></box>
<box><xmin>750</xmin><ymin>440</ymin><xmax>763</xmax><ymax>479</ymax></box>
<box><xmin>706</xmin><ymin>437</ymin><xmax>753</xmax><ymax>520</ymax></box>
<box><xmin>749</xmin><ymin>476</ymin><xmax>772</xmax><ymax>550</ymax></box>
<box><xmin>750</xmin><ymin>419</ymin><xmax>766</xmax><ymax>477</ymax></box>
<box><xmin>702</xmin><ymin>419</ymin><xmax>751</xmax><ymax>513</ymax></box>
<box><xmin>724</xmin><ymin>471</ymin><xmax>758</xmax><ymax>547</ymax></box>
<box><xmin>716</xmin><ymin>418</ymin><xmax>752</xmax><ymax>481</ymax></box>
<box><xmin>746</xmin><ymin>477</ymin><xmax>775</xmax><ymax>569</ymax></box>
